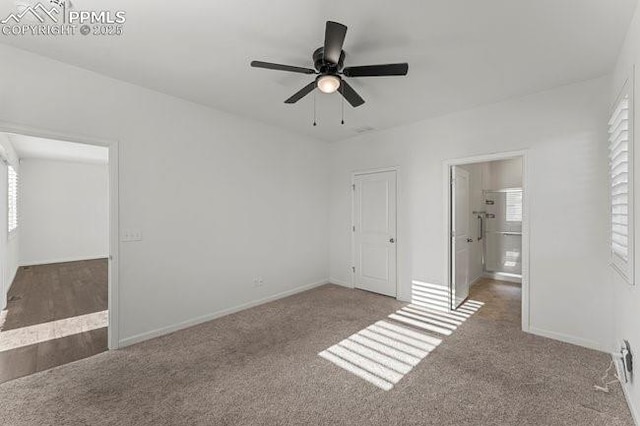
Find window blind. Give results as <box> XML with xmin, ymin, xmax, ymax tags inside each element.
<box><xmin>609</xmin><ymin>92</ymin><xmax>633</xmax><ymax>282</ymax></box>
<box><xmin>505</xmin><ymin>190</ymin><xmax>523</xmax><ymax>223</ymax></box>
<box><xmin>8</xmin><ymin>165</ymin><xmax>18</xmax><ymax>233</ymax></box>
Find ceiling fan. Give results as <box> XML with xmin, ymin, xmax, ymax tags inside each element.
<box><xmin>250</xmin><ymin>21</ymin><xmax>409</xmax><ymax>108</ymax></box>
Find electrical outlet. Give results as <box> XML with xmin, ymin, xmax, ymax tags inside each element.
<box><xmin>121</xmin><ymin>229</ymin><xmax>143</xmax><ymax>242</ymax></box>
<box><xmin>258</xmin><ymin>277</ymin><xmax>264</xmax><ymax>286</ymax></box>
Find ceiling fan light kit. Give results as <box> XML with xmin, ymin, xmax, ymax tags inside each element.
<box><xmin>251</xmin><ymin>21</ymin><xmax>409</xmax><ymax>125</ymax></box>
<box><xmin>317</xmin><ymin>75</ymin><xmax>341</xmax><ymax>94</ymax></box>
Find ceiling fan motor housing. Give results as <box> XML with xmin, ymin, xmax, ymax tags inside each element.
<box><xmin>250</xmin><ymin>21</ymin><xmax>408</xmax><ymax>108</ymax></box>
<box><xmin>313</xmin><ymin>47</ymin><xmax>345</xmax><ymax>74</ymax></box>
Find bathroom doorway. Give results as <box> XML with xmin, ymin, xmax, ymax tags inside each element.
<box><xmin>445</xmin><ymin>151</ymin><xmax>529</xmax><ymax>331</ymax></box>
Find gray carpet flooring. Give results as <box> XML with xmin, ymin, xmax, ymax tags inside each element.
<box><xmin>0</xmin><ymin>280</ymin><xmax>633</xmax><ymax>425</ymax></box>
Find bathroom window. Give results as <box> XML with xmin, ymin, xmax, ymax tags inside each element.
<box><xmin>505</xmin><ymin>190</ymin><xmax>522</xmax><ymax>223</ymax></box>
<box><xmin>609</xmin><ymin>79</ymin><xmax>634</xmax><ymax>285</ymax></box>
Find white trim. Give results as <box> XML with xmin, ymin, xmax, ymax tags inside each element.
<box><xmin>396</xmin><ymin>294</ymin><xmax>411</xmax><ymax>303</ymax></box>
<box><xmin>528</xmin><ymin>326</ymin><xmax>605</xmax><ymax>352</ymax></box>
<box><xmin>120</xmin><ymin>279</ymin><xmax>330</xmax><ymax>348</ymax></box>
<box><xmin>352</xmin><ymin>166</ymin><xmax>399</xmax><ymax>176</ymax></box>
<box><xmin>108</xmin><ymin>141</ymin><xmax>120</xmax><ymax>349</ymax></box>
<box><xmin>521</xmin><ymin>151</ymin><xmax>531</xmax><ymax>332</ymax></box>
<box><xmin>443</xmin><ymin>150</ymin><xmax>530</xmax><ymax>333</ymax></box>
<box><xmin>19</xmin><ymin>256</ymin><xmax>108</xmax><ymax>267</ymax></box>
<box><xmin>329</xmin><ymin>277</ymin><xmax>352</xmax><ymax>288</ymax></box>
<box><xmin>8</xmin><ymin>267</ymin><xmax>17</xmax><ymax>289</ymax></box>
<box><xmin>5</xmin><ymin>264</ymin><xmax>18</xmax><ymax>297</ymax></box>
<box><xmin>469</xmin><ymin>274</ymin><xmax>485</xmax><ymax>287</ymax></box>
<box><xmin>351</xmin><ymin>167</ymin><xmax>399</xmax><ymax>299</ymax></box>
<box><xmin>0</xmin><ymin>121</ymin><xmax>120</xmax><ymax>350</ymax></box>
<box><xmin>482</xmin><ymin>271</ymin><xmax>522</xmax><ymax>284</ymax></box>
<box><xmin>619</xmin><ymin>374</ymin><xmax>640</xmax><ymax>426</ymax></box>
<box><xmin>350</xmin><ymin>174</ymin><xmax>356</xmax><ymax>290</ymax></box>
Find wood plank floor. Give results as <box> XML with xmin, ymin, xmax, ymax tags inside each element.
<box><xmin>469</xmin><ymin>277</ymin><xmax>522</xmax><ymax>323</ymax></box>
<box><xmin>0</xmin><ymin>259</ymin><xmax>108</xmax><ymax>383</ymax></box>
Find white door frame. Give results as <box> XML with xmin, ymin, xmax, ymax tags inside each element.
<box><xmin>0</xmin><ymin>121</ymin><xmax>120</xmax><ymax>349</ymax></box>
<box><xmin>443</xmin><ymin>150</ymin><xmax>530</xmax><ymax>332</ymax></box>
<box><xmin>0</xmin><ymin>161</ymin><xmax>8</xmax><ymax>311</ymax></box>
<box><xmin>351</xmin><ymin>166</ymin><xmax>399</xmax><ymax>299</ymax></box>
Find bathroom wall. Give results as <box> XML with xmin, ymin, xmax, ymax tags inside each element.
<box><xmin>483</xmin><ymin>158</ymin><xmax>523</xmax><ymax>190</ymax></box>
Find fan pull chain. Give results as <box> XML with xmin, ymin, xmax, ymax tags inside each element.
<box><xmin>341</xmin><ymin>93</ymin><xmax>345</xmax><ymax>125</ymax></box>
<box><xmin>313</xmin><ymin>90</ymin><xmax>317</xmax><ymax>126</ymax></box>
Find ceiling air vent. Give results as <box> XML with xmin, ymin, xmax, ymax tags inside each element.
<box><xmin>354</xmin><ymin>126</ymin><xmax>375</xmax><ymax>134</ymax></box>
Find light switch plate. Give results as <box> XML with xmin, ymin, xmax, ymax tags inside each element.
<box><xmin>121</xmin><ymin>229</ymin><xmax>143</xmax><ymax>242</ymax></box>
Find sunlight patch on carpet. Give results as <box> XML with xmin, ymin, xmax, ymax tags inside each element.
<box><xmin>0</xmin><ymin>310</ymin><xmax>108</xmax><ymax>352</ymax></box>
<box><xmin>318</xmin><ymin>286</ymin><xmax>484</xmax><ymax>390</ymax></box>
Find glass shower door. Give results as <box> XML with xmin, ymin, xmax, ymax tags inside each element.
<box><xmin>484</xmin><ymin>189</ymin><xmax>522</xmax><ymax>278</ymax></box>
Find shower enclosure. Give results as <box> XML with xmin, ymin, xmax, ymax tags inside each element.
<box><xmin>480</xmin><ymin>188</ymin><xmax>522</xmax><ymax>282</ymax></box>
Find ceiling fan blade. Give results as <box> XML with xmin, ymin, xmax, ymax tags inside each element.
<box><xmin>338</xmin><ymin>79</ymin><xmax>365</xmax><ymax>108</ymax></box>
<box><xmin>343</xmin><ymin>63</ymin><xmax>409</xmax><ymax>77</ymax></box>
<box><xmin>323</xmin><ymin>21</ymin><xmax>347</xmax><ymax>64</ymax></box>
<box><xmin>251</xmin><ymin>61</ymin><xmax>316</xmax><ymax>75</ymax></box>
<box><xmin>284</xmin><ymin>81</ymin><xmax>317</xmax><ymax>104</ymax></box>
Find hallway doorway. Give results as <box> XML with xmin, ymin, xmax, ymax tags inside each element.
<box><xmin>0</xmin><ymin>133</ymin><xmax>111</xmax><ymax>382</ymax></box>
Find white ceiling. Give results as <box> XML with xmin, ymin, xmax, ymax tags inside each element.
<box><xmin>7</xmin><ymin>134</ymin><xmax>108</xmax><ymax>164</ymax></box>
<box><xmin>0</xmin><ymin>0</ymin><xmax>637</xmax><ymax>142</ymax></box>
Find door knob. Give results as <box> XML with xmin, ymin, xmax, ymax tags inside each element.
<box><xmin>389</xmin><ymin>238</ymin><xmax>395</xmax><ymax>243</ymax></box>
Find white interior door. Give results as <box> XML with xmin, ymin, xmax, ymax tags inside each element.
<box><xmin>353</xmin><ymin>170</ymin><xmax>397</xmax><ymax>297</ymax></box>
<box><xmin>451</xmin><ymin>166</ymin><xmax>471</xmax><ymax>308</ymax></box>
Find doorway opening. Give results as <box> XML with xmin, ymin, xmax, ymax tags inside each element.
<box><xmin>351</xmin><ymin>168</ymin><xmax>398</xmax><ymax>298</ymax></box>
<box><xmin>446</xmin><ymin>152</ymin><xmax>528</xmax><ymax>330</ymax></box>
<box><xmin>0</xmin><ymin>132</ymin><xmax>113</xmax><ymax>383</ymax></box>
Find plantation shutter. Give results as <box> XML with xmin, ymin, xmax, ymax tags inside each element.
<box><xmin>8</xmin><ymin>165</ymin><xmax>18</xmax><ymax>234</ymax></box>
<box><xmin>609</xmin><ymin>87</ymin><xmax>634</xmax><ymax>284</ymax></box>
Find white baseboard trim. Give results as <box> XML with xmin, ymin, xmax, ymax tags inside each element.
<box><xmin>469</xmin><ymin>275</ymin><xmax>484</xmax><ymax>287</ymax></box>
<box><xmin>617</xmin><ymin>360</ymin><xmax>640</xmax><ymax>426</ymax></box>
<box><xmin>483</xmin><ymin>271</ymin><xmax>522</xmax><ymax>284</ymax></box>
<box><xmin>20</xmin><ymin>256</ymin><xmax>108</xmax><ymax>267</ymax></box>
<box><xmin>7</xmin><ymin>265</ymin><xmax>18</xmax><ymax>292</ymax></box>
<box><xmin>119</xmin><ymin>278</ymin><xmax>330</xmax><ymax>348</ymax></box>
<box><xmin>528</xmin><ymin>326</ymin><xmax>605</xmax><ymax>352</ymax></box>
<box><xmin>396</xmin><ymin>294</ymin><xmax>411</xmax><ymax>303</ymax></box>
<box><xmin>2</xmin><ymin>266</ymin><xmax>19</xmax><ymax>310</ymax></box>
<box><xmin>329</xmin><ymin>277</ymin><xmax>352</xmax><ymax>288</ymax></box>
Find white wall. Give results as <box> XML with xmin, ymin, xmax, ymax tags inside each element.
<box><xmin>611</xmin><ymin>2</ymin><xmax>640</xmax><ymax>422</ymax></box>
<box><xmin>329</xmin><ymin>76</ymin><xmax>611</xmax><ymax>351</ymax></box>
<box><xmin>0</xmin><ymin>134</ymin><xmax>20</xmax><ymax>310</ymax></box>
<box><xmin>484</xmin><ymin>158</ymin><xmax>523</xmax><ymax>190</ymax></box>
<box><xmin>19</xmin><ymin>159</ymin><xmax>109</xmax><ymax>266</ymax></box>
<box><xmin>0</xmin><ymin>44</ymin><xmax>330</xmax><ymax>345</ymax></box>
